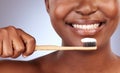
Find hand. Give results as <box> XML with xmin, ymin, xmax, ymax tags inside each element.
<box><xmin>0</xmin><ymin>26</ymin><xmax>36</xmax><ymax>58</ymax></box>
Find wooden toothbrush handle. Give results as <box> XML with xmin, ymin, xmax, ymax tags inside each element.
<box><xmin>35</xmin><ymin>45</ymin><xmax>97</xmax><ymax>50</ymax></box>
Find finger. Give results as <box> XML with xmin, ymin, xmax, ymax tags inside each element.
<box><xmin>6</xmin><ymin>26</ymin><xmax>25</xmax><ymax>58</ymax></box>
<box><xmin>11</xmin><ymin>38</ymin><xmax>25</xmax><ymax>58</ymax></box>
<box><xmin>2</xmin><ymin>40</ymin><xmax>13</xmax><ymax>58</ymax></box>
<box><xmin>17</xmin><ymin>29</ymin><xmax>36</xmax><ymax>57</ymax></box>
<box><xmin>0</xmin><ymin>29</ymin><xmax>4</xmax><ymax>56</ymax></box>
<box><xmin>0</xmin><ymin>37</ymin><xmax>3</xmax><ymax>55</ymax></box>
<box><xmin>11</xmin><ymin>36</ymin><xmax>25</xmax><ymax>58</ymax></box>
<box><xmin>12</xmin><ymin>49</ymin><xmax>23</xmax><ymax>58</ymax></box>
<box><xmin>1</xmin><ymin>31</ymin><xmax>13</xmax><ymax>58</ymax></box>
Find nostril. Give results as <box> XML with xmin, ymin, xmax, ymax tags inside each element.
<box><xmin>75</xmin><ymin>10</ymin><xmax>97</xmax><ymax>16</ymax></box>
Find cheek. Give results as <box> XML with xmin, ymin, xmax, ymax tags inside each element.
<box><xmin>98</xmin><ymin>1</ymin><xmax>118</xmax><ymax>18</ymax></box>
<box><xmin>107</xmin><ymin>20</ymin><xmax>118</xmax><ymax>37</ymax></box>
<box><xmin>52</xmin><ymin>3</ymin><xmax>77</xmax><ymax>19</ymax></box>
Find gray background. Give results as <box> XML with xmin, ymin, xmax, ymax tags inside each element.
<box><xmin>0</xmin><ymin>0</ymin><xmax>120</xmax><ymax>60</ymax></box>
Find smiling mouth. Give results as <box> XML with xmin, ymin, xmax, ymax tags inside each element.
<box><xmin>66</xmin><ymin>21</ymin><xmax>106</xmax><ymax>30</ymax></box>
<box><xmin>65</xmin><ymin>20</ymin><xmax>107</xmax><ymax>36</ymax></box>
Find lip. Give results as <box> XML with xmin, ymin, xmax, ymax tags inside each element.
<box><xmin>65</xmin><ymin>19</ymin><xmax>107</xmax><ymax>36</ymax></box>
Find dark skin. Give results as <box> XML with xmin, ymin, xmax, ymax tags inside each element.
<box><xmin>0</xmin><ymin>0</ymin><xmax>120</xmax><ymax>73</ymax></box>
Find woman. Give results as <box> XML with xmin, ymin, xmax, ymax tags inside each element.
<box><xmin>0</xmin><ymin>0</ymin><xmax>120</xmax><ymax>73</ymax></box>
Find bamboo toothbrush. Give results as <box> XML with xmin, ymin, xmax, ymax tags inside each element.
<box><xmin>35</xmin><ymin>38</ymin><xmax>97</xmax><ymax>50</ymax></box>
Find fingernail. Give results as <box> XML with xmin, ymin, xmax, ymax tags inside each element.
<box><xmin>23</xmin><ymin>55</ymin><xmax>27</xmax><ymax>58</ymax></box>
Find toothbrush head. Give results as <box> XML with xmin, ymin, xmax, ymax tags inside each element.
<box><xmin>81</xmin><ymin>38</ymin><xmax>97</xmax><ymax>47</ymax></box>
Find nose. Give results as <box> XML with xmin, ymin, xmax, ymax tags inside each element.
<box><xmin>75</xmin><ymin>1</ymin><xmax>97</xmax><ymax>16</ymax></box>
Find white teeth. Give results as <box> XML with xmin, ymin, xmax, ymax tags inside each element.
<box><xmin>73</xmin><ymin>24</ymin><xmax>99</xmax><ymax>30</ymax></box>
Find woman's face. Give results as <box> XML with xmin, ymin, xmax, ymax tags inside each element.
<box><xmin>45</xmin><ymin>0</ymin><xmax>120</xmax><ymax>48</ymax></box>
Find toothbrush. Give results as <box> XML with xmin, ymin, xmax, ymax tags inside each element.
<box><xmin>35</xmin><ymin>38</ymin><xmax>97</xmax><ymax>50</ymax></box>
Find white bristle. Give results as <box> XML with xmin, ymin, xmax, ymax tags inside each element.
<box><xmin>81</xmin><ymin>38</ymin><xmax>96</xmax><ymax>43</ymax></box>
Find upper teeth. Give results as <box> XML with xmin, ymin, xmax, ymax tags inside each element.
<box><xmin>72</xmin><ymin>24</ymin><xmax>99</xmax><ymax>30</ymax></box>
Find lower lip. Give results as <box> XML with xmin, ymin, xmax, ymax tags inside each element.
<box><xmin>68</xmin><ymin>25</ymin><xmax>105</xmax><ymax>36</ymax></box>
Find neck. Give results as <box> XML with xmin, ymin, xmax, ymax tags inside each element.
<box><xmin>56</xmin><ymin>42</ymin><xmax>117</xmax><ymax>71</ymax></box>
